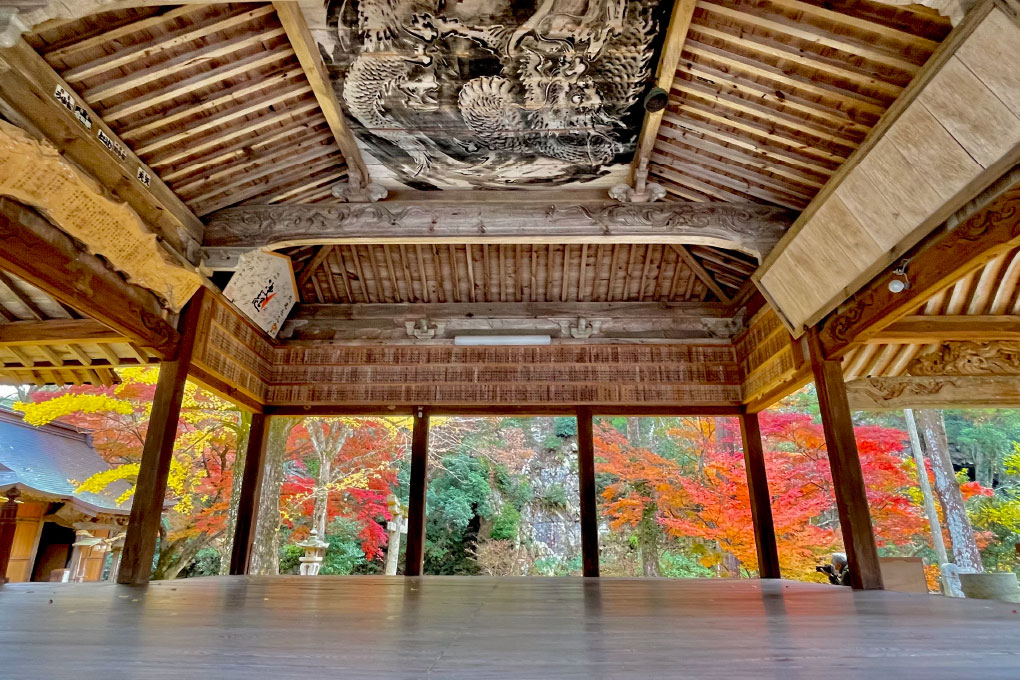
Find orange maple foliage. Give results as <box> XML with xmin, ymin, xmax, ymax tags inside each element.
<box><xmin>597</xmin><ymin>413</ymin><xmax>934</xmax><ymax>581</ymax></box>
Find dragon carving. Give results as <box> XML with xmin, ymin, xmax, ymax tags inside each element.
<box><xmin>326</xmin><ymin>0</ymin><xmax>661</xmax><ymax>189</ymax></box>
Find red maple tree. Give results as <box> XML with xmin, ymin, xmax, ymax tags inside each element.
<box><xmin>597</xmin><ymin>413</ymin><xmax>934</xmax><ymax>580</ymax></box>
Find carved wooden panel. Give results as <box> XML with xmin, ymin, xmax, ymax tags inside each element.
<box><xmin>907</xmin><ymin>340</ymin><xmax>1020</xmax><ymax>376</ymax></box>
<box><xmin>305</xmin><ymin>0</ymin><xmax>671</xmax><ymax>190</ymax></box>
<box><xmin>846</xmin><ymin>375</ymin><xmax>1020</xmax><ymax>410</ymax></box>
<box><xmin>0</xmin><ymin>121</ymin><xmax>201</xmax><ymax>311</ymax></box>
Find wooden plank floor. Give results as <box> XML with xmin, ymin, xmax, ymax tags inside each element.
<box><xmin>1</xmin><ymin>576</ymin><xmax>1019</xmax><ymax>678</ymax></box>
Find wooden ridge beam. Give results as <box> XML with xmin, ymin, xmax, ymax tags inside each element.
<box><xmin>631</xmin><ymin>0</ymin><xmax>696</xmax><ymax>180</ymax></box>
<box><xmin>202</xmin><ymin>202</ymin><xmax>794</xmax><ymax>269</ymax></box>
<box><xmin>0</xmin><ymin>199</ymin><xmax>180</xmax><ymax>358</ymax></box>
<box><xmin>866</xmin><ymin>315</ymin><xmax>1020</xmax><ymax>343</ymax></box>
<box><xmin>0</xmin><ymin>38</ymin><xmax>202</xmax><ymax>260</ymax></box>
<box><xmin>0</xmin><ymin>319</ymin><xmax>124</xmax><ymax>345</ymax></box>
<box><xmin>272</xmin><ymin>1</ymin><xmax>369</xmax><ymax>186</ymax></box>
<box><xmin>818</xmin><ymin>173</ymin><xmax>1020</xmax><ymax>359</ymax></box>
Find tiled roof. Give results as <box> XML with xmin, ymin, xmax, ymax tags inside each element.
<box><xmin>0</xmin><ymin>409</ymin><xmax>129</xmax><ymax>514</ymax></box>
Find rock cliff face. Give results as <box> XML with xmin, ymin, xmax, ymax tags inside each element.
<box><xmin>517</xmin><ymin>419</ymin><xmax>582</xmax><ymax>573</ymax></box>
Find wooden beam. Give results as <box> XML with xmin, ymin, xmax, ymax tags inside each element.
<box><xmin>272</xmin><ymin>1</ymin><xmax>369</xmax><ymax>186</ymax></box>
<box><xmin>201</xmin><ymin>202</ymin><xmax>794</xmax><ymax>268</ymax></box>
<box><xmin>263</xmin><ymin>404</ymin><xmax>744</xmax><ymax>417</ymax></box>
<box><xmin>577</xmin><ymin>406</ymin><xmax>599</xmax><ymax>577</ymax></box>
<box><xmin>866</xmin><ymin>315</ymin><xmax>1020</xmax><ymax>343</ymax></box>
<box><xmin>631</xmin><ymin>0</ymin><xmax>697</xmax><ymax>178</ymax></box>
<box><xmin>739</xmin><ymin>411</ymin><xmax>780</xmax><ymax>579</ymax></box>
<box><xmin>289</xmin><ymin>301</ymin><xmax>729</xmax><ymax>320</ymax></box>
<box><xmin>404</xmin><ymin>406</ymin><xmax>429</xmax><ymax>577</ymax></box>
<box><xmin>846</xmin><ymin>375</ymin><xmax>1020</xmax><ymax>410</ymax></box>
<box><xmin>807</xmin><ymin>329</ymin><xmax>883</xmax><ymax>590</ymax></box>
<box><xmin>297</xmin><ymin>245</ymin><xmax>333</xmax><ymax>288</ymax></box>
<box><xmin>0</xmin><ymin>39</ymin><xmax>202</xmax><ymax>259</ymax></box>
<box><xmin>229</xmin><ymin>412</ymin><xmax>269</xmax><ymax>575</ymax></box>
<box><xmin>0</xmin><ymin>319</ymin><xmax>123</xmax><ymax>346</ymax></box>
<box><xmin>118</xmin><ymin>289</ymin><xmax>203</xmax><ymax>585</ymax></box>
<box><xmin>187</xmin><ymin>365</ymin><xmax>263</xmax><ymax>414</ymax></box>
<box><xmin>672</xmin><ymin>244</ymin><xmax>732</xmax><ymax>303</ymax></box>
<box><xmin>0</xmin><ymin>199</ymin><xmax>179</xmax><ymax>358</ymax></box>
<box><xmin>819</xmin><ymin>176</ymin><xmax>1020</xmax><ymax>359</ymax></box>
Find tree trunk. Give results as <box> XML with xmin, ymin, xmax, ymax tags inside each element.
<box><xmin>313</xmin><ymin>455</ymin><xmax>331</xmax><ymax>538</ymax></box>
<box><xmin>638</xmin><ymin>503</ymin><xmax>661</xmax><ymax>577</ymax></box>
<box><xmin>915</xmin><ymin>409</ymin><xmax>983</xmax><ymax>573</ymax></box>
<box><xmin>219</xmin><ymin>411</ymin><xmax>252</xmax><ymax>575</ymax></box>
<box><xmin>249</xmin><ymin>417</ymin><xmax>294</xmax><ymax>575</ymax></box>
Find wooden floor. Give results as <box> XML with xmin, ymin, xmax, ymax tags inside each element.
<box><xmin>1</xmin><ymin>576</ymin><xmax>1019</xmax><ymax>678</ymax></box>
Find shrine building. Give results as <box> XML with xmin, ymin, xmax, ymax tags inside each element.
<box><xmin>0</xmin><ymin>0</ymin><xmax>1019</xmax><ymax>674</ymax></box>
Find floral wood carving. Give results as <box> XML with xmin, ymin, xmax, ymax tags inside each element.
<box><xmin>908</xmin><ymin>341</ymin><xmax>1020</xmax><ymax>376</ymax></box>
<box><xmin>203</xmin><ymin>202</ymin><xmax>793</xmax><ymax>261</ymax></box>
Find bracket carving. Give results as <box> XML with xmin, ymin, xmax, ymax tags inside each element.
<box><xmin>908</xmin><ymin>341</ymin><xmax>1020</xmax><ymax>376</ymax></box>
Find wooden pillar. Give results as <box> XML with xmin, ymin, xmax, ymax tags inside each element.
<box><xmin>739</xmin><ymin>411</ymin><xmax>780</xmax><ymax>579</ymax></box>
<box><xmin>807</xmin><ymin>330</ymin><xmax>883</xmax><ymax>590</ymax></box>
<box><xmin>0</xmin><ymin>487</ymin><xmax>20</xmax><ymax>584</ymax></box>
<box><xmin>229</xmin><ymin>412</ymin><xmax>270</xmax><ymax>575</ymax></box>
<box><xmin>404</xmin><ymin>406</ymin><xmax>430</xmax><ymax>576</ymax></box>
<box><xmin>576</xmin><ymin>406</ymin><xmax>599</xmax><ymax>577</ymax></box>
<box><xmin>117</xmin><ymin>290</ymin><xmax>203</xmax><ymax>585</ymax></box>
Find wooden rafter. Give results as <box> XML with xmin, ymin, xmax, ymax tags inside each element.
<box><xmin>273</xmin><ymin>1</ymin><xmax>368</xmax><ymax>186</ymax></box>
<box><xmin>0</xmin><ymin>319</ymin><xmax>124</xmax><ymax>345</ymax></box>
<box><xmin>0</xmin><ymin>38</ymin><xmax>202</xmax><ymax>259</ymax></box>
<box><xmin>671</xmin><ymin>245</ymin><xmax>731</xmax><ymax>304</ymax></box>
<box><xmin>631</xmin><ymin>0</ymin><xmax>697</xmax><ymax>179</ymax></box>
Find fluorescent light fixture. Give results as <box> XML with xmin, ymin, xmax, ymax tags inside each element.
<box><xmin>454</xmin><ymin>335</ymin><xmax>551</xmax><ymax>346</ymax></box>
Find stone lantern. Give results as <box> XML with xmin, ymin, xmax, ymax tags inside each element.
<box><xmin>295</xmin><ymin>530</ymin><xmax>328</xmax><ymax>576</ymax></box>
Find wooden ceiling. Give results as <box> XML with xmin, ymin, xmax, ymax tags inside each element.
<box><xmin>24</xmin><ymin>2</ymin><xmax>348</xmax><ymax>215</ymax></box>
<box><xmin>843</xmin><ymin>245</ymin><xmax>1020</xmax><ymax>380</ymax></box>
<box><xmin>649</xmin><ymin>0</ymin><xmax>952</xmax><ymax>209</ymax></box>
<box><xmin>0</xmin><ymin>271</ymin><xmax>157</xmax><ymax>387</ymax></box>
<box><xmin>286</xmin><ymin>243</ymin><xmax>758</xmax><ymax>306</ymax></box>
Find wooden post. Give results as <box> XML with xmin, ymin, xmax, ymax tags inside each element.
<box><xmin>807</xmin><ymin>330</ymin><xmax>883</xmax><ymax>590</ymax></box>
<box><xmin>117</xmin><ymin>290</ymin><xmax>204</xmax><ymax>585</ymax></box>
<box><xmin>404</xmin><ymin>406</ymin><xmax>429</xmax><ymax>576</ymax></box>
<box><xmin>577</xmin><ymin>406</ymin><xmax>599</xmax><ymax>577</ymax></box>
<box><xmin>739</xmin><ymin>412</ymin><xmax>780</xmax><ymax>579</ymax></box>
<box><xmin>0</xmin><ymin>488</ymin><xmax>20</xmax><ymax>584</ymax></box>
<box><xmin>229</xmin><ymin>412</ymin><xmax>270</xmax><ymax>575</ymax></box>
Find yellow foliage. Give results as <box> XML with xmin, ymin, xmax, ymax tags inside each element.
<box><xmin>75</xmin><ymin>463</ymin><xmax>139</xmax><ymax>506</ymax></box>
<box><xmin>14</xmin><ymin>394</ymin><xmax>133</xmax><ymax>426</ymax></box>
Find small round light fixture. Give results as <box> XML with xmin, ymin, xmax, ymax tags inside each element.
<box><xmin>888</xmin><ymin>259</ymin><xmax>911</xmax><ymax>294</ymax></box>
<box><xmin>643</xmin><ymin>87</ymin><xmax>668</xmax><ymax>113</ymax></box>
